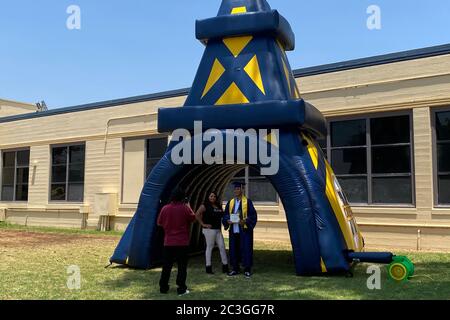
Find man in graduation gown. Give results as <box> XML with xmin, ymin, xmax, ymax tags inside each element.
<box><xmin>222</xmin><ymin>181</ymin><xmax>258</xmax><ymax>278</ymax></box>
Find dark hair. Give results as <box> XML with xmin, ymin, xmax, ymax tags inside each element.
<box><xmin>204</xmin><ymin>191</ymin><xmax>221</xmax><ymax>208</ymax></box>
<box><xmin>170</xmin><ymin>188</ymin><xmax>186</xmax><ymax>203</ymax></box>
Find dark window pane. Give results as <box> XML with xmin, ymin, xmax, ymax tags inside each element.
<box><xmin>51</xmin><ymin>165</ymin><xmax>67</xmax><ymax>183</ymax></box>
<box><xmin>372</xmin><ymin>146</ymin><xmax>411</xmax><ymax>174</ymax></box>
<box><xmin>52</xmin><ymin>147</ymin><xmax>67</xmax><ymax>165</ymax></box>
<box><xmin>438</xmin><ymin>143</ymin><xmax>450</xmax><ymax>173</ymax></box>
<box><xmin>68</xmin><ymin>184</ymin><xmax>84</xmax><ymax>202</ymax></box>
<box><xmin>438</xmin><ymin>175</ymin><xmax>450</xmax><ymax>205</ymax></box>
<box><xmin>331</xmin><ymin>148</ymin><xmax>367</xmax><ymax>175</ymax></box>
<box><xmin>2</xmin><ymin>152</ymin><xmax>15</xmax><ymax>167</ymax></box>
<box><xmin>15</xmin><ymin>184</ymin><xmax>28</xmax><ymax>201</ymax></box>
<box><xmin>249</xmin><ymin>178</ymin><xmax>278</xmax><ymax>203</ymax></box>
<box><xmin>69</xmin><ymin>164</ymin><xmax>85</xmax><ymax>183</ymax></box>
<box><xmin>331</xmin><ymin>120</ymin><xmax>366</xmax><ymax>147</ymax></box>
<box><xmin>51</xmin><ymin>184</ymin><xmax>66</xmax><ymax>201</ymax></box>
<box><xmin>69</xmin><ymin>145</ymin><xmax>85</xmax><ymax>164</ymax></box>
<box><xmin>436</xmin><ymin>111</ymin><xmax>450</xmax><ymax>141</ymax></box>
<box><xmin>1</xmin><ymin>186</ymin><xmax>14</xmax><ymax>201</ymax></box>
<box><xmin>16</xmin><ymin>150</ymin><xmax>30</xmax><ymax>167</ymax></box>
<box><xmin>147</xmin><ymin>138</ymin><xmax>168</xmax><ymax>159</ymax></box>
<box><xmin>371</xmin><ymin>116</ymin><xmax>410</xmax><ymax>145</ymax></box>
<box><xmin>338</xmin><ymin>177</ymin><xmax>368</xmax><ymax>204</ymax></box>
<box><xmin>372</xmin><ymin>177</ymin><xmax>412</xmax><ymax>204</ymax></box>
<box><xmin>1</xmin><ymin>167</ymin><xmax>15</xmax><ymax>185</ymax></box>
<box><xmin>16</xmin><ymin>168</ymin><xmax>29</xmax><ymax>184</ymax></box>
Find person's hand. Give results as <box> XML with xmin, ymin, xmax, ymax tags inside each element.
<box><xmin>239</xmin><ymin>220</ymin><xmax>246</xmax><ymax>227</ymax></box>
<box><xmin>203</xmin><ymin>224</ymin><xmax>212</xmax><ymax>229</ymax></box>
<box><xmin>227</xmin><ymin>220</ymin><xmax>233</xmax><ymax>225</ymax></box>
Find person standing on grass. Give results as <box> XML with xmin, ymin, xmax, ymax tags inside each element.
<box><xmin>157</xmin><ymin>188</ymin><xmax>195</xmax><ymax>296</ymax></box>
<box><xmin>223</xmin><ymin>181</ymin><xmax>258</xmax><ymax>278</ymax></box>
<box><xmin>196</xmin><ymin>191</ymin><xmax>229</xmax><ymax>275</ymax></box>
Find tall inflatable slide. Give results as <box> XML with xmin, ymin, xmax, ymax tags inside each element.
<box><xmin>111</xmin><ymin>0</ymin><xmax>413</xmax><ymax>281</ymax></box>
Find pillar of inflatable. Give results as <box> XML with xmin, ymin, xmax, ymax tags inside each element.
<box><xmin>111</xmin><ymin>0</ymin><xmax>394</xmax><ymax>276</ymax></box>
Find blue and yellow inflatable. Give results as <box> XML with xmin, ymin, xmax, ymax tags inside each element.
<box><xmin>111</xmin><ymin>0</ymin><xmax>400</xmax><ymax>276</ymax></box>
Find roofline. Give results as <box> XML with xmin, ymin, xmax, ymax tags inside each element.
<box><xmin>1</xmin><ymin>43</ymin><xmax>450</xmax><ymax>124</ymax></box>
<box><xmin>292</xmin><ymin>43</ymin><xmax>450</xmax><ymax>77</ymax></box>
<box><xmin>0</xmin><ymin>98</ymin><xmax>35</xmax><ymax>108</ymax></box>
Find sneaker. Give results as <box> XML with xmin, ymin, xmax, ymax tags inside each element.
<box><xmin>178</xmin><ymin>289</ymin><xmax>190</xmax><ymax>296</ymax></box>
<box><xmin>244</xmin><ymin>271</ymin><xmax>252</xmax><ymax>278</ymax></box>
<box><xmin>227</xmin><ymin>270</ymin><xmax>239</xmax><ymax>277</ymax></box>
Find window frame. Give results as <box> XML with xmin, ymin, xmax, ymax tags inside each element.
<box><xmin>0</xmin><ymin>148</ymin><xmax>30</xmax><ymax>202</ymax></box>
<box><xmin>145</xmin><ymin>135</ymin><xmax>169</xmax><ymax>179</ymax></box>
<box><xmin>49</xmin><ymin>142</ymin><xmax>86</xmax><ymax>203</ymax></box>
<box><xmin>432</xmin><ymin>107</ymin><xmax>450</xmax><ymax>207</ymax></box>
<box><xmin>325</xmin><ymin>111</ymin><xmax>415</xmax><ymax>207</ymax></box>
<box><xmin>224</xmin><ymin>166</ymin><xmax>279</xmax><ymax>205</ymax></box>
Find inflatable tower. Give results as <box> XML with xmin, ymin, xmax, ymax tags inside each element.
<box><xmin>111</xmin><ymin>0</ymin><xmax>402</xmax><ymax>276</ymax></box>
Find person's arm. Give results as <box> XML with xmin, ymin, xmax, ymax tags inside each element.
<box><xmin>245</xmin><ymin>199</ymin><xmax>258</xmax><ymax>230</ymax></box>
<box><xmin>186</xmin><ymin>204</ymin><xmax>196</xmax><ymax>222</ymax></box>
<box><xmin>222</xmin><ymin>201</ymin><xmax>231</xmax><ymax>230</ymax></box>
<box><xmin>195</xmin><ymin>205</ymin><xmax>211</xmax><ymax>229</ymax></box>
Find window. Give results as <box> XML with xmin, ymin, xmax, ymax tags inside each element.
<box><xmin>327</xmin><ymin>114</ymin><xmax>413</xmax><ymax>205</ymax></box>
<box><xmin>146</xmin><ymin>137</ymin><xmax>169</xmax><ymax>178</ymax></box>
<box><xmin>435</xmin><ymin>110</ymin><xmax>450</xmax><ymax>205</ymax></box>
<box><xmin>224</xmin><ymin>167</ymin><xmax>279</xmax><ymax>203</ymax></box>
<box><xmin>50</xmin><ymin>144</ymin><xmax>85</xmax><ymax>202</ymax></box>
<box><xmin>248</xmin><ymin>167</ymin><xmax>278</xmax><ymax>203</ymax></box>
<box><xmin>1</xmin><ymin>149</ymin><xmax>30</xmax><ymax>201</ymax></box>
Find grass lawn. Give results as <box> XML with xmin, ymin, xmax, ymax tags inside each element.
<box><xmin>1</xmin><ymin>222</ymin><xmax>449</xmax><ymax>300</ymax></box>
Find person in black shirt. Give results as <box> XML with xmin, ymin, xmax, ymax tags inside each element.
<box><xmin>196</xmin><ymin>191</ymin><xmax>229</xmax><ymax>274</ymax></box>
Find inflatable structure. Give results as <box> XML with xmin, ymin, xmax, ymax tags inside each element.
<box><xmin>111</xmin><ymin>0</ymin><xmax>412</xmax><ymax>278</ymax></box>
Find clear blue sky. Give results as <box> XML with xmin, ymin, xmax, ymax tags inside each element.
<box><xmin>1</xmin><ymin>0</ymin><xmax>449</xmax><ymax>109</ymax></box>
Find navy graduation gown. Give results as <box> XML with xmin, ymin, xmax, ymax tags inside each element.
<box><xmin>222</xmin><ymin>197</ymin><xmax>258</xmax><ymax>271</ymax></box>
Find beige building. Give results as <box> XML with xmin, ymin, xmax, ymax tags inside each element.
<box><xmin>1</xmin><ymin>44</ymin><xmax>450</xmax><ymax>252</ymax></box>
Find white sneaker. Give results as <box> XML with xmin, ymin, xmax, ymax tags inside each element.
<box><xmin>178</xmin><ymin>289</ymin><xmax>190</xmax><ymax>296</ymax></box>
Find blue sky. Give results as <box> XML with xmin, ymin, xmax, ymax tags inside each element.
<box><xmin>1</xmin><ymin>0</ymin><xmax>449</xmax><ymax>109</ymax></box>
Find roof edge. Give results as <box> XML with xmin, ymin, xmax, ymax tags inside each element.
<box><xmin>1</xmin><ymin>43</ymin><xmax>450</xmax><ymax>124</ymax></box>
<box><xmin>293</xmin><ymin>43</ymin><xmax>450</xmax><ymax>77</ymax></box>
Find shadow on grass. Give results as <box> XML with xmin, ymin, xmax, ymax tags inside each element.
<box><xmin>102</xmin><ymin>249</ymin><xmax>450</xmax><ymax>300</ymax></box>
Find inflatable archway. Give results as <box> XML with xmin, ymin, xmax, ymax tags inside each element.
<box><xmin>111</xmin><ymin>0</ymin><xmax>404</xmax><ymax>277</ymax></box>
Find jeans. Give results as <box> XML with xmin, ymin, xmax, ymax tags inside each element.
<box><xmin>202</xmin><ymin>228</ymin><xmax>228</xmax><ymax>266</ymax></box>
<box><xmin>159</xmin><ymin>246</ymin><xmax>189</xmax><ymax>294</ymax></box>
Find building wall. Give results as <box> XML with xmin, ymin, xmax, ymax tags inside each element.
<box><xmin>1</xmin><ymin>54</ymin><xmax>450</xmax><ymax>251</ymax></box>
<box><xmin>0</xmin><ymin>99</ymin><xmax>36</xmax><ymax>118</ymax></box>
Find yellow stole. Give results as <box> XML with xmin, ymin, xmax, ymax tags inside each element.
<box><xmin>230</xmin><ymin>196</ymin><xmax>248</xmax><ymax>229</ymax></box>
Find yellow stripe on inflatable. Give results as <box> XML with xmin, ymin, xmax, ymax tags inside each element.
<box><xmin>215</xmin><ymin>82</ymin><xmax>250</xmax><ymax>105</ymax></box>
<box><xmin>324</xmin><ymin>161</ymin><xmax>356</xmax><ymax>250</ymax></box>
<box><xmin>201</xmin><ymin>58</ymin><xmax>225</xmax><ymax>98</ymax></box>
<box><xmin>223</xmin><ymin>36</ymin><xmax>253</xmax><ymax>57</ymax></box>
<box><xmin>301</xmin><ymin>133</ymin><xmax>319</xmax><ymax>169</ymax></box>
<box><xmin>320</xmin><ymin>258</ymin><xmax>327</xmax><ymax>273</ymax></box>
<box><xmin>231</xmin><ymin>6</ymin><xmax>247</xmax><ymax>14</ymax></box>
<box><xmin>244</xmin><ymin>55</ymin><xmax>266</xmax><ymax>95</ymax></box>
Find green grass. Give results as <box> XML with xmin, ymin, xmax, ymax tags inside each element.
<box><xmin>0</xmin><ymin>221</ymin><xmax>123</xmax><ymax>236</ymax></box>
<box><xmin>1</xmin><ymin>222</ymin><xmax>449</xmax><ymax>300</ymax></box>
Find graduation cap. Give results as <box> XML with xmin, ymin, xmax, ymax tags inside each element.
<box><xmin>232</xmin><ymin>181</ymin><xmax>246</xmax><ymax>189</ymax></box>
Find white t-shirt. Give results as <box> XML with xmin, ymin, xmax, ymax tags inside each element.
<box><xmin>232</xmin><ymin>198</ymin><xmax>241</xmax><ymax>234</ymax></box>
